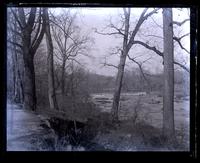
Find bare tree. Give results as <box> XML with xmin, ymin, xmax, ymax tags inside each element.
<box><xmin>43</xmin><ymin>8</ymin><xmax>59</xmax><ymax>110</ymax></box>
<box><xmin>11</xmin><ymin>22</ymin><xmax>24</xmax><ymax>103</ymax></box>
<box><xmin>50</xmin><ymin>10</ymin><xmax>92</xmax><ymax>96</ymax></box>
<box><xmin>123</xmin><ymin>8</ymin><xmax>189</xmax><ymax>141</ymax></box>
<box><xmin>9</xmin><ymin>8</ymin><xmax>45</xmax><ymax>111</ymax></box>
<box><xmin>96</xmin><ymin>8</ymin><xmax>159</xmax><ymax>122</ymax></box>
<box><xmin>132</xmin><ymin>9</ymin><xmax>190</xmax><ymax>73</ymax></box>
<box><xmin>111</xmin><ymin>8</ymin><xmax>130</xmax><ymax>122</ymax></box>
<box><xmin>7</xmin><ymin>9</ymin><xmax>24</xmax><ymax>103</ymax></box>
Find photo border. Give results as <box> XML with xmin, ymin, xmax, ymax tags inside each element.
<box><xmin>0</xmin><ymin>0</ymin><xmax>198</xmax><ymax>161</ymax></box>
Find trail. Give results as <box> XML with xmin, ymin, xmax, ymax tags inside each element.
<box><xmin>7</xmin><ymin>102</ymin><xmax>52</xmax><ymax>151</ymax></box>
<box><xmin>6</xmin><ymin>102</ymin><xmax>104</xmax><ymax>151</ymax></box>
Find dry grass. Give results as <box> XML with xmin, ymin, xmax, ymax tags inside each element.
<box><xmin>35</xmin><ymin>91</ymin><xmax>189</xmax><ymax>151</ymax></box>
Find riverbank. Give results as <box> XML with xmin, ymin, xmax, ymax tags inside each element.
<box><xmin>6</xmin><ymin>90</ymin><xmax>189</xmax><ymax>151</ymax></box>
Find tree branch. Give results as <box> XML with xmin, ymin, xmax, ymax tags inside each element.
<box><xmin>31</xmin><ymin>8</ymin><xmax>45</xmax><ymax>55</ymax></box>
<box><xmin>133</xmin><ymin>40</ymin><xmax>163</xmax><ymax>57</ymax></box>
<box><xmin>140</xmin><ymin>32</ymin><xmax>189</xmax><ymax>54</ymax></box>
<box><xmin>143</xmin><ymin>8</ymin><xmax>160</xmax><ymax>20</ymax></box>
<box><xmin>127</xmin><ymin>8</ymin><xmax>160</xmax><ymax>51</ymax></box>
<box><xmin>174</xmin><ymin>61</ymin><xmax>190</xmax><ymax>72</ymax></box>
<box><xmin>7</xmin><ymin>39</ymin><xmax>23</xmax><ymax>49</ymax></box>
<box><xmin>49</xmin><ymin>18</ymin><xmax>77</xmax><ymax>44</ymax></box>
<box><xmin>102</xmin><ymin>63</ymin><xmax>119</xmax><ymax>69</ymax></box>
<box><xmin>7</xmin><ymin>45</ymin><xmax>22</xmax><ymax>53</ymax></box>
<box><xmin>101</xmin><ymin>56</ymin><xmax>118</xmax><ymax>69</ymax></box>
<box><xmin>109</xmin><ymin>47</ymin><xmax>123</xmax><ymax>56</ymax></box>
<box><xmin>110</xmin><ymin>24</ymin><xmax>125</xmax><ymax>36</ymax></box>
<box><xmin>68</xmin><ymin>58</ymin><xmax>84</xmax><ymax>67</ymax></box>
<box><xmin>27</xmin><ymin>8</ymin><xmax>37</xmax><ymax>30</ymax></box>
<box><xmin>10</xmin><ymin>8</ymin><xmax>23</xmax><ymax>29</ymax></box>
<box><xmin>141</xmin><ymin>56</ymin><xmax>152</xmax><ymax>65</ymax></box>
<box><xmin>7</xmin><ymin>27</ymin><xmax>21</xmax><ymax>36</ymax></box>
<box><xmin>31</xmin><ymin>8</ymin><xmax>42</xmax><ymax>47</ymax></box>
<box><xmin>107</xmin><ymin>17</ymin><xmax>126</xmax><ymax>36</ymax></box>
<box><xmin>94</xmin><ymin>28</ymin><xmax>124</xmax><ymax>36</ymax></box>
<box><xmin>149</xmin><ymin>16</ymin><xmax>163</xmax><ymax>29</ymax></box>
<box><xmin>173</xmin><ymin>36</ymin><xmax>190</xmax><ymax>54</ymax></box>
<box><xmin>143</xmin><ymin>34</ymin><xmax>163</xmax><ymax>39</ymax></box>
<box><xmin>52</xmin><ymin>26</ymin><xmax>65</xmax><ymax>54</ymax></box>
<box><xmin>54</xmin><ymin>51</ymin><xmax>63</xmax><ymax>62</ymax></box>
<box><xmin>18</xmin><ymin>8</ymin><xmax>26</xmax><ymax>28</ymax></box>
<box><xmin>132</xmin><ymin>40</ymin><xmax>189</xmax><ymax>73</ymax></box>
<box><xmin>127</xmin><ymin>54</ymin><xmax>151</xmax><ymax>87</ymax></box>
<box><xmin>173</xmin><ymin>19</ymin><xmax>190</xmax><ymax>26</ymax></box>
<box><xmin>179</xmin><ymin>33</ymin><xmax>190</xmax><ymax>40</ymax></box>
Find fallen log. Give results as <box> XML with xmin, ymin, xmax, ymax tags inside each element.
<box><xmin>37</xmin><ymin>108</ymin><xmax>88</xmax><ymax>123</ymax></box>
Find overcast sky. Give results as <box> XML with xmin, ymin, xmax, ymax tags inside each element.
<box><xmin>51</xmin><ymin>8</ymin><xmax>190</xmax><ymax>76</ymax></box>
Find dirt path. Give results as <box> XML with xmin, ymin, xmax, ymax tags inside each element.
<box><xmin>6</xmin><ymin>102</ymin><xmax>99</xmax><ymax>151</ymax></box>
<box><xmin>6</xmin><ymin>102</ymin><xmax>52</xmax><ymax>151</ymax></box>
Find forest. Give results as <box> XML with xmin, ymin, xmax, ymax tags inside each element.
<box><xmin>6</xmin><ymin>7</ymin><xmax>190</xmax><ymax>151</ymax></box>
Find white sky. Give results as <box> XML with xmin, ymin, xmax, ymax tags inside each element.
<box><xmin>50</xmin><ymin>8</ymin><xmax>190</xmax><ymax>76</ymax></box>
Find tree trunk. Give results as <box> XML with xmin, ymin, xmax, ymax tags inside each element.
<box><xmin>61</xmin><ymin>60</ymin><xmax>66</xmax><ymax>95</ymax></box>
<box><xmin>18</xmin><ymin>67</ymin><xmax>24</xmax><ymax>103</ymax></box>
<box><xmin>21</xmin><ymin>26</ymin><xmax>37</xmax><ymax>111</ymax></box>
<box><xmin>111</xmin><ymin>50</ymin><xmax>127</xmax><ymax>122</ymax></box>
<box><xmin>23</xmin><ymin>52</ymin><xmax>37</xmax><ymax>111</ymax></box>
<box><xmin>11</xmin><ymin>18</ymin><xmax>24</xmax><ymax>103</ymax></box>
<box><xmin>12</xmin><ymin>48</ymin><xmax>24</xmax><ymax>103</ymax></box>
<box><xmin>44</xmin><ymin>8</ymin><xmax>59</xmax><ymax>110</ymax></box>
<box><xmin>15</xmin><ymin>8</ymin><xmax>45</xmax><ymax>111</ymax></box>
<box><xmin>70</xmin><ymin>61</ymin><xmax>74</xmax><ymax>97</ymax></box>
<box><xmin>111</xmin><ymin>8</ymin><xmax>130</xmax><ymax>122</ymax></box>
<box><xmin>18</xmin><ymin>7</ymin><xmax>36</xmax><ymax>110</ymax></box>
<box><xmin>162</xmin><ymin>8</ymin><xmax>175</xmax><ymax>140</ymax></box>
<box><xmin>11</xmin><ymin>50</ymin><xmax>16</xmax><ymax>101</ymax></box>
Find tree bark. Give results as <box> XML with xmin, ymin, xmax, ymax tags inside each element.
<box><xmin>110</xmin><ymin>8</ymin><xmax>159</xmax><ymax>122</ymax></box>
<box><xmin>23</xmin><ymin>51</ymin><xmax>37</xmax><ymax>111</ymax></box>
<box><xmin>10</xmin><ymin>17</ymin><xmax>23</xmax><ymax>103</ymax></box>
<box><xmin>61</xmin><ymin>60</ymin><xmax>66</xmax><ymax>95</ymax></box>
<box><xmin>16</xmin><ymin>8</ymin><xmax>45</xmax><ymax>111</ymax></box>
<box><xmin>13</xmin><ymin>53</ymin><xmax>23</xmax><ymax>103</ymax></box>
<box><xmin>44</xmin><ymin>8</ymin><xmax>59</xmax><ymax>110</ymax></box>
<box><xmin>111</xmin><ymin>51</ymin><xmax>127</xmax><ymax>122</ymax></box>
<box><xmin>162</xmin><ymin>8</ymin><xmax>175</xmax><ymax>140</ymax></box>
<box><xmin>111</xmin><ymin>8</ymin><xmax>130</xmax><ymax>122</ymax></box>
<box><xmin>11</xmin><ymin>49</ymin><xmax>16</xmax><ymax>101</ymax></box>
<box><xmin>21</xmin><ymin>25</ymin><xmax>37</xmax><ymax>111</ymax></box>
<box><xmin>18</xmin><ymin>66</ymin><xmax>24</xmax><ymax>103</ymax></box>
